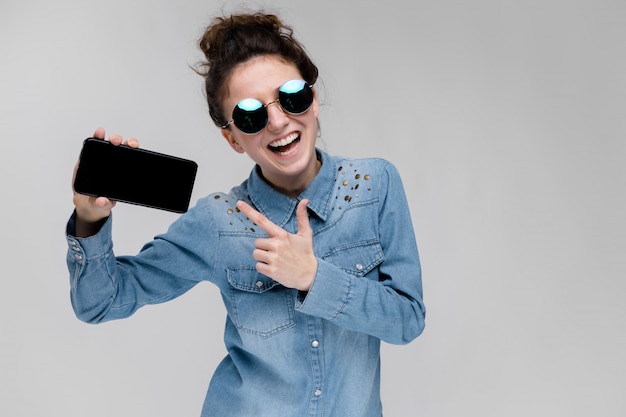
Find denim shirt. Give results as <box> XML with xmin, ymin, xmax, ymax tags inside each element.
<box><xmin>66</xmin><ymin>149</ymin><xmax>425</xmax><ymax>417</ymax></box>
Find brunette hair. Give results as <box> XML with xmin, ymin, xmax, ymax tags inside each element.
<box><xmin>196</xmin><ymin>12</ymin><xmax>319</xmax><ymax>128</ymax></box>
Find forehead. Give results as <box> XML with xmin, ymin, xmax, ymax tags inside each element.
<box><xmin>225</xmin><ymin>55</ymin><xmax>303</xmax><ymax>103</ymax></box>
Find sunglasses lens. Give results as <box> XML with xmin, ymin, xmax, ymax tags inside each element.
<box><xmin>232</xmin><ymin>98</ymin><xmax>268</xmax><ymax>134</ymax></box>
<box><xmin>279</xmin><ymin>80</ymin><xmax>313</xmax><ymax>114</ymax></box>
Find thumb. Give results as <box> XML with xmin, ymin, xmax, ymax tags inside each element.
<box><xmin>296</xmin><ymin>199</ymin><xmax>312</xmax><ymax>236</ymax></box>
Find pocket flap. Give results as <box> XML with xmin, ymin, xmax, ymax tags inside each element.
<box><xmin>323</xmin><ymin>240</ymin><xmax>384</xmax><ymax>277</ymax></box>
<box><xmin>227</xmin><ymin>267</ymin><xmax>279</xmax><ymax>293</ymax></box>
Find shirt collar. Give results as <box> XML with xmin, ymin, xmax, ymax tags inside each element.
<box><xmin>247</xmin><ymin>149</ymin><xmax>334</xmax><ymax>227</ymax></box>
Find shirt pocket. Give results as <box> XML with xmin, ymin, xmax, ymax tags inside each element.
<box><xmin>323</xmin><ymin>240</ymin><xmax>384</xmax><ymax>278</ymax></box>
<box><xmin>226</xmin><ymin>267</ymin><xmax>296</xmax><ymax>338</ymax></box>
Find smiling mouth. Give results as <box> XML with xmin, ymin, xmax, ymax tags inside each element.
<box><xmin>268</xmin><ymin>132</ymin><xmax>300</xmax><ymax>155</ymax></box>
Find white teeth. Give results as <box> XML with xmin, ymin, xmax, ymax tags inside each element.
<box><xmin>269</xmin><ymin>132</ymin><xmax>299</xmax><ymax>148</ymax></box>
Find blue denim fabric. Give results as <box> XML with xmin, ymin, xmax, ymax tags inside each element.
<box><xmin>66</xmin><ymin>149</ymin><xmax>425</xmax><ymax>417</ymax></box>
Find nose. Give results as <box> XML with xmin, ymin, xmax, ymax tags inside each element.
<box><xmin>266</xmin><ymin>100</ymin><xmax>289</xmax><ymax>132</ymax></box>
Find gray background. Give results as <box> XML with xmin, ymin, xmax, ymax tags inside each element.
<box><xmin>1</xmin><ymin>0</ymin><xmax>625</xmax><ymax>416</ymax></box>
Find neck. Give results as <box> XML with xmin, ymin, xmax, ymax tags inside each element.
<box><xmin>263</xmin><ymin>157</ymin><xmax>322</xmax><ymax>199</ymax></box>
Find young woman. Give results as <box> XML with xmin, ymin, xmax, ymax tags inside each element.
<box><xmin>67</xmin><ymin>12</ymin><xmax>425</xmax><ymax>417</ymax></box>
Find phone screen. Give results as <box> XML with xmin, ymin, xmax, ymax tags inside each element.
<box><xmin>74</xmin><ymin>138</ymin><xmax>198</xmax><ymax>213</ymax></box>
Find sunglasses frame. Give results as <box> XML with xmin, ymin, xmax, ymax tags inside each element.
<box><xmin>221</xmin><ymin>79</ymin><xmax>314</xmax><ymax>135</ymax></box>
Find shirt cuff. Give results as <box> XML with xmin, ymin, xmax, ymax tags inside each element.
<box><xmin>66</xmin><ymin>211</ymin><xmax>113</xmax><ymax>261</ymax></box>
<box><xmin>295</xmin><ymin>258</ymin><xmax>354</xmax><ymax>320</ymax></box>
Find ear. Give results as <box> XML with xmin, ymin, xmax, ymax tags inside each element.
<box><xmin>311</xmin><ymin>86</ymin><xmax>320</xmax><ymax>118</ymax></box>
<box><xmin>221</xmin><ymin>128</ymin><xmax>245</xmax><ymax>154</ymax></box>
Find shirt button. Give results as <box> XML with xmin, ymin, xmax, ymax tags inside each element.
<box><xmin>255</xmin><ymin>281</ymin><xmax>263</xmax><ymax>288</ymax></box>
<box><xmin>311</xmin><ymin>340</ymin><xmax>319</xmax><ymax>348</ymax></box>
<box><xmin>74</xmin><ymin>254</ymin><xmax>83</xmax><ymax>261</ymax></box>
<box><xmin>314</xmin><ymin>389</ymin><xmax>322</xmax><ymax>397</ymax></box>
<box><xmin>355</xmin><ymin>263</ymin><xmax>363</xmax><ymax>271</ymax></box>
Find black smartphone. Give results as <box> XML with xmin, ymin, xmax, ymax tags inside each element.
<box><xmin>74</xmin><ymin>137</ymin><xmax>198</xmax><ymax>213</ymax></box>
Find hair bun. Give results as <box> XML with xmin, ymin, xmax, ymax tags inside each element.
<box><xmin>199</xmin><ymin>13</ymin><xmax>291</xmax><ymax>63</ymax></box>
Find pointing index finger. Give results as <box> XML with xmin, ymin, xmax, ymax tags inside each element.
<box><xmin>236</xmin><ymin>200</ymin><xmax>282</xmax><ymax>237</ymax></box>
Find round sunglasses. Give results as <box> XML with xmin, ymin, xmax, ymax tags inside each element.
<box><xmin>221</xmin><ymin>79</ymin><xmax>314</xmax><ymax>135</ymax></box>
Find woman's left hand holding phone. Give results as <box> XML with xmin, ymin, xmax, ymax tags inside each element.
<box><xmin>72</xmin><ymin>127</ymin><xmax>140</xmax><ymax>237</ymax></box>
